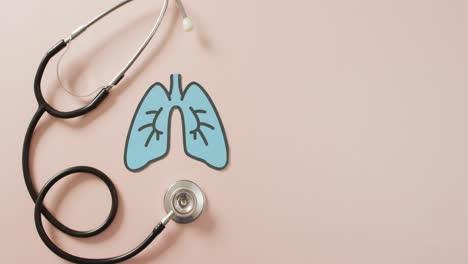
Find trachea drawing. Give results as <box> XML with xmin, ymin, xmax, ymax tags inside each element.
<box><xmin>125</xmin><ymin>74</ymin><xmax>229</xmax><ymax>171</ymax></box>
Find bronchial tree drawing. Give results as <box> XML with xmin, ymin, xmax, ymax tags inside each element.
<box><xmin>125</xmin><ymin>74</ymin><xmax>229</xmax><ymax>171</ymax></box>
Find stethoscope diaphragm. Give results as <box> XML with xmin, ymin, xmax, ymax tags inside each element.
<box><xmin>164</xmin><ymin>180</ymin><xmax>205</xmax><ymax>224</ymax></box>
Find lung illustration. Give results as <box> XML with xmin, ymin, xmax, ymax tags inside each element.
<box><xmin>125</xmin><ymin>74</ymin><xmax>229</xmax><ymax>171</ymax></box>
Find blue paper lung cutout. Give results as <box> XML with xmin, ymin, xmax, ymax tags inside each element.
<box><xmin>125</xmin><ymin>74</ymin><xmax>229</xmax><ymax>171</ymax></box>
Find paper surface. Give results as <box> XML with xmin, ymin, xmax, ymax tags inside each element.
<box><xmin>1</xmin><ymin>0</ymin><xmax>468</xmax><ymax>263</ymax></box>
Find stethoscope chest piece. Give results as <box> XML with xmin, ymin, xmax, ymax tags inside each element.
<box><xmin>164</xmin><ymin>180</ymin><xmax>205</xmax><ymax>224</ymax></box>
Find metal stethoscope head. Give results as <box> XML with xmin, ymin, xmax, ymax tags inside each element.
<box><xmin>164</xmin><ymin>180</ymin><xmax>206</xmax><ymax>224</ymax></box>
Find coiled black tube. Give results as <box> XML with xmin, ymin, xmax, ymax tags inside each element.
<box><xmin>21</xmin><ymin>40</ymin><xmax>166</xmax><ymax>263</ymax></box>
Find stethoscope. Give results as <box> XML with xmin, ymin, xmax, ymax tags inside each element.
<box><xmin>22</xmin><ymin>1</ymin><xmax>206</xmax><ymax>263</ymax></box>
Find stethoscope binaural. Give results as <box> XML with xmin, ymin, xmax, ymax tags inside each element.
<box><xmin>22</xmin><ymin>1</ymin><xmax>205</xmax><ymax>263</ymax></box>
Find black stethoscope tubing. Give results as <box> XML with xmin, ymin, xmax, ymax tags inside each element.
<box><xmin>23</xmin><ymin>39</ymin><xmax>167</xmax><ymax>264</ymax></box>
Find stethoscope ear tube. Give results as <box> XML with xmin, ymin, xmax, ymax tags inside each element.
<box><xmin>33</xmin><ymin>40</ymin><xmax>110</xmax><ymax>119</ymax></box>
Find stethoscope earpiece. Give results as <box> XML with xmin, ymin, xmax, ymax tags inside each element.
<box><xmin>183</xmin><ymin>17</ymin><xmax>194</xmax><ymax>32</ymax></box>
<box><xmin>164</xmin><ymin>180</ymin><xmax>205</xmax><ymax>224</ymax></box>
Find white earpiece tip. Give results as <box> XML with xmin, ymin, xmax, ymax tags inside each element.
<box><xmin>183</xmin><ymin>17</ymin><xmax>194</xmax><ymax>32</ymax></box>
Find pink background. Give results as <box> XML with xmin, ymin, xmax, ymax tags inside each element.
<box><xmin>1</xmin><ymin>0</ymin><xmax>468</xmax><ymax>263</ymax></box>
